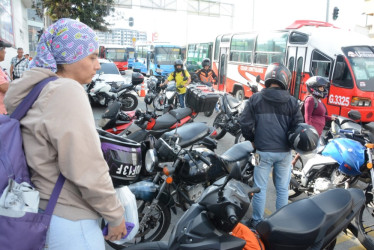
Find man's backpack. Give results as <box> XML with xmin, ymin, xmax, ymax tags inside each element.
<box><xmin>0</xmin><ymin>77</ymin><xmax>57</xmax><ymax>192</ymax></box>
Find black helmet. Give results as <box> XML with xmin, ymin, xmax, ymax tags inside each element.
<box><xmin>288</xmin><ymin>123</ymin><xmax>319</xmax><ymax>154</ymax></box>
<box><xmin>97</xmin><ymin>129</ymin><xmax>141</xmax><ymax>183</ymax></box>
<box><xmin>306</xmin><ymin>76</ymin><xmax>329</xmax><ymax>98</ymax></box>
<box><xmin>202</xmin><ymin>58</ymin><xmax>210</xmax><ymax>68</ymax></box>
<box><xmin>174</xmin><ymin>59</ymin><xmax>184</xmax><ymax>72</ymax></box>
<box><xmin>264</xmin><ymin>63</ymin><xmax>291</xmax><ymax>90</ymax></box>
<box><xmin>144</xmin><ymin>93</ymin><xmax>155</xmax><ymax>105</ymax></box>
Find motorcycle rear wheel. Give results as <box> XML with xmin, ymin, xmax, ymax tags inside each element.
<box><xmin>213</xmin><ymin>112</ymin><xmax>227</xmax><ymax>140</ymax></box>
<box><xmin>356</xmin><ymin>194</ymin><xmax>374</xmax><ymax>250</ymax></box>
<box><xmin>153</xmin><ymin>94</ymin><xmax>166</xmax><ymax>111</ymax></box>
<box><xmin>119</xmin><ymin>93</ymin><xmax>138</xmax><ymax>111</ymax></box>
<box><xmin>105</xmin><ymin>199</ymin><xmax>171</xmax><ymax>249</ymax></box>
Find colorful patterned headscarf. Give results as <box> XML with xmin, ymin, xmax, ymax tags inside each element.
<box><xmin>29</xmin><ymin>18</ymin><xmax>99</xmax><ymax>72</ymax></box>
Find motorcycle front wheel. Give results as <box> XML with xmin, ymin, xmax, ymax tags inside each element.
<box><xmin>105</xmin><ymin>199</ymin><xmax>171</xmax><ymax>249</ymax></box>
<box><xmin>153</xmin><ymin>94</ymin><xmax>166</xmax><ymax>111</ymax></box>
<box><xmin>204</xmin><ymin>110</ymin><xmax>213</xmax><ymax>117</ymax></box>
<box><xmin>288</xmin><ymin>151</ymin><xmax>303</xmax><ymax>199</ymax></box>
<box><xmin>234</xmin><ymin>133</ymin><xmax>246</xmax><ymax>144</ymax></box>
<box><xmin>213</xmin><ymin>112</ymin><xmax>227</xmax><ymax>140</ymax></box>
<box><xmin>119</xmin><ymin>93</ymin><xmax>138</xmax><ymax>111</ymax></box>
<box><xmin>356</xmin><ymin>190</ymin><xmax>374</xmax><ymax>249</ymax></box>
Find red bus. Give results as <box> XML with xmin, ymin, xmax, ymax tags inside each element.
<box><xmin>212</xmin><ymin>20</ymin><xmax>374</xmax><ymax>122</ymax></box>
<box><xmin>99</xmin><ymin>45</ymin><xmax>135</xmax><ymax>72</ymax></box>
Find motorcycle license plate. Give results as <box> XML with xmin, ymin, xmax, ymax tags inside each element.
<box><xmin>114</xmin><ymin>164</ymin><xmax>141</xmax><ymax>177</ymax></box>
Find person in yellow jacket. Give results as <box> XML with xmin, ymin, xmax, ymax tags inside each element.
<box><xmin>160</xmin><ymin>59</ymin><xmax>191</xmax><ymax>108</ymax></box>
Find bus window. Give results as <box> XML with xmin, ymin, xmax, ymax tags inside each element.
<box><xmin>230</xmin><ymin>34</ymin><xmax>255</xmax><ymax>63</ymax></box>
<box><xmin>289</xmin><ymin>32</ymin><xmax>309</xmax><ymax>44</ymax></box>
<box><xmin>332</xmin><ymin>55</ymin><xmax>353</xmax><ymax>88</ymax></box>
<box><xmin>294</xmin><ymin>56</ymin><xmax>303</xmax><ymax>100</ymax></box>
<box><xmin>310</xmin><ymin>50</ymin><xmax>332</xmax><ymax>78</ymax></box>
<box><xmin>288</xmin><ymin>57</ymin><xmax>295</xmax><ymax>72</ymax></box>
<box><xmin>343</xmin><ymin>46</ymin><xmax>374</xmax><ymax>91</ymax></box>
<box><xmin>254</xmin><ymin>32</ymin><xmax>288</xmax><ymax>65</ymax></box>
<box><xmin>214</xmin><ymin>36</ymin><xmax>221</xmax><ymax>61</ymax></box>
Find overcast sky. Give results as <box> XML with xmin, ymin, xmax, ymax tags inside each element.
<box><xmin>109</xmin><ymin>0</ymin><xmax>370</xmax><ymax>45</ymax></box>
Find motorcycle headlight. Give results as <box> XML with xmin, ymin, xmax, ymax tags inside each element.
<box><xmin>145</xmin><ymin>149</ymin><xmax>158</xmax><ymax>172</ymax></box>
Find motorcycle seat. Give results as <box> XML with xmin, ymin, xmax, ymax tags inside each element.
<box><xmin>162</xmin><ymin>122</ymin><xmax>210</xmax><ymax>148</ymax></box>
<box><xmin>169</xmin><ymin>108</ymin><xmax>193</xmax><ymax>120</ymax></box>
<box><xmin>257</xmin><ymin>188</ymin><xmax>359</xmax><ymax>249</ymax></box>
<box><xmin>111</xmin><ymin>83</ymin><xmax>132</xmax><ymax>93</ymax></box>
<box><xmin>152</xmin><ymin>113</ymin><xmax>178</xmax><ymax>130</ymax></box>
<box><xmin>220</xmin><ymin>141</ymin><xmax>253</xmax><ymax>172</ymax></box>
<box><xmin>227</xmin><ymin>95</ymin><xmax>241</xmax><ymax>109</ymax></box>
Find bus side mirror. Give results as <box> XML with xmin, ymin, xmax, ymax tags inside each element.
<box><xmin>334</xmin><ymin>62</ymin><xmax>345</xmax><ymax>80</ymax></box>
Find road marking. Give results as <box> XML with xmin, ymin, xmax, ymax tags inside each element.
<box><xmin>264</xmin><ymin>208</ymin><xmax>272</xmax><ymax>215</ymax></box>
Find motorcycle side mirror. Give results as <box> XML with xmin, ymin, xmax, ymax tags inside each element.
<box><xmin>348</xmin><ymin>110</ymin><xmax>361</xmax><ymax>121</ymax></box>
<box><xmin>218</xmin><ymin>163</ymin><xmax>242</xmax><ymax>200</ymax></box>
<box><xmin>256</xmin><ymin>75</ymin><xmax>261</xmax><ymax>83</ymax></box>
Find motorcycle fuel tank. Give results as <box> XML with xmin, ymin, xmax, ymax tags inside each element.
<box><xmin>178</xmin><ymin>148</ymin><xmax>226</xmax><ymax>185</ymax></box>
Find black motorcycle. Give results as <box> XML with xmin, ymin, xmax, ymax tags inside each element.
<box><xmin>213</xmin><ymin>92</ymin><xmax>244</xmax><ymax>141</ymax></box>
<box><xmin>126</xmin><ymin>163</ymin><xmax>365</xmax><ymax>250</ymax></box>
<box><xmin>143</xmin><ymin>123</ymin><xmax>255</xmax><ymax>211</ymax></box>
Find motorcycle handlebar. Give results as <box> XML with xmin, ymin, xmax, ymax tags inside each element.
<box><xmin>198</xmin><ymin>154</ymin><xmax>212</xmax><ymax>167</ymax></box>
<box><xmin>225</xmin><ymin>205</ymin><xmax>238</xmax><ymax>225</ymax></box>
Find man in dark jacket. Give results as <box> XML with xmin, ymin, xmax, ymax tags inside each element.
<box><xmin>239</xmin><ymin>63</ymin><xmax>303</xmax><ymax>228</ymax></box>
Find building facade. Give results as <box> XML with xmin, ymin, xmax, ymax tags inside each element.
<box><xmin>96</xmin><ymin>28</ymin><xmax>147</xmax><ymax>46</ymax></box>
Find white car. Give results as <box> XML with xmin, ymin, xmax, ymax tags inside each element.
<box><xmin>93</xmin><ymin>59</ymin><xmax>127</xmax><ymax>87</ymax></box>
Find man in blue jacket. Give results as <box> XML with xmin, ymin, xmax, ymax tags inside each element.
<box><xmin>239</xmin><ymin>63</ymin><xmax>303</xmax><ymax>228</ymax></box>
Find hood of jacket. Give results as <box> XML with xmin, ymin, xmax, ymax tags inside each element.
<box><xmin>4</xmin><ymin>68</ymin><xmax>57</xmax><ymax>114</ymax></box>
<box><xmin>261</xmin><ymin>87</ymin><xmax>291</xmax><ymax>105</ymax></box>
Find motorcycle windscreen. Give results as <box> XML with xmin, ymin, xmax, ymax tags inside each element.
<box><xmin>321</xmin><ymin>138</ymin><xmax>365</xmax><ymax>176</ymax></box>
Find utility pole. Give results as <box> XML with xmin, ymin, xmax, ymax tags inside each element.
<box><xmin>326</xmin><ymin>0</ymin><xmax>330</xmax><ymax>22</ymax></box>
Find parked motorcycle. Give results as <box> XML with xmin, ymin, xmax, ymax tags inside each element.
<box><xmin>143</xmin><ymin>123</ymin><xmax>255</xmax><ymax>211</ymax></box>
<box><xmin>289</xmin><ymin>110</ymin><xmax>374</xmax><ymax>249</ymax></box>
<box><xmin>126</xmin><ymin>163</ymin><xmax>365</xmax><ymax>250</ymax></box>
<box><xmin>99</xmin><ymin>122</ymin><xmax>222</xmax><ymax>249</ymax></box>
<box><xmin>86</xmin><ymin>72</ymin><xmax>142</xmax><ymax>111</ymax></box>
<box><xmin>213</xmin><ymin>92</ymin><xmax>245</xmax><ymax>141</ymax></box>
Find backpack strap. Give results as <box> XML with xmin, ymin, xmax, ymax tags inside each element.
<box><xmin>9</xmin><ymin>76</ymin><xmax>65</xmax><ymax>215</ymax></box>
<box><xmin>10</xmin><ymin>76</ymin><xmax>58</xmax><ymax>121</ymax></box>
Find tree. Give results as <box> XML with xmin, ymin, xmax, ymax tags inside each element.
<box><xmin>32</xmin><ymin>0</ymin><xmax>115</xmax><ymax>31</ymax></box>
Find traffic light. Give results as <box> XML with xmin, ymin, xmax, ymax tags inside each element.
<box><xmin>129</xmin><ymin>17</ymin><xmax>134</xmax><ymax>27</ymax></box>
<box><xmin>333</xmin><ymin>7</ymin><xmax>339</xmax><ymax>20</ymax></box>
<box><xmin>36</xmin><ymin>29</ymin><xmax>43</xmax><ymax>41</ymax></box>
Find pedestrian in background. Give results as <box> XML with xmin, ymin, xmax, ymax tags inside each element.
<box><xmin>239</xmin><ymin>63</ymin><xmax>303</xmax><ymax>228</ymax></box>
<box><xmin>0</xmin><ymin>40</ymin><xmax>11</xmax><ymax>114</ymax></box>
<box><xmin>161</xmin><ymin>59</ymin><xmax>191</xmax><ymax>108</ymax></box>
<box><xmin>4</xmin><ymin>18</ymin><xmax>126</xmax><ymax>249</ymax></box>
<box><xmin>10</xmin><ymin>47</ymin><xmax>28</xmax><ymax>80</ymax></box>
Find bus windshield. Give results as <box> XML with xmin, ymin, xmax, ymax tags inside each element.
<box><xmin>344</xmin><ymin>46</ymin><xmax>374</xmax><ymax>91</ymax></box>
<box><xmin>106</xmin><ymin>48</ymin><xmax>127</xmax><ymax>62</ymax></box>
<box><xmin>154</xmin><ymin>47</ymin><xmax>182</xmax><ymax>65</ymax></box>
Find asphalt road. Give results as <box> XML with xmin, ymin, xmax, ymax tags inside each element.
<box><xmin>96</xmin><ymin>70</ymin><xmax>367</xmax><ymax>249</ymax></box>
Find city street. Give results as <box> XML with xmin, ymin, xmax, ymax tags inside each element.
<box><xmin>95</xmin><ymin>71</ymin><xmax>367</xmax><ymax>249</ymax></box>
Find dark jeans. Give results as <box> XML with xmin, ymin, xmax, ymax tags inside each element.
<box><xmin>178</xmin><ymin>94</ymin><xmax>185</xmax><ymax>108</ymax></box>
